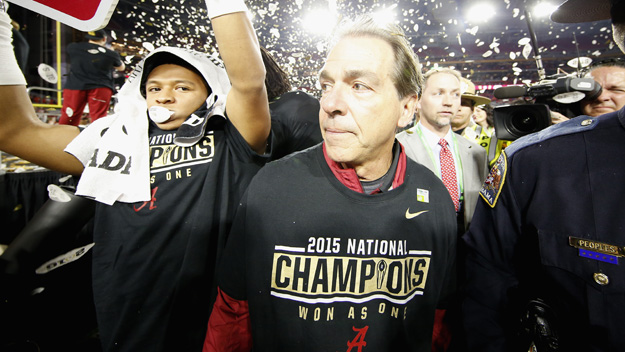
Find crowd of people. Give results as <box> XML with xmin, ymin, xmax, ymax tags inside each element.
<box><xmin>0</xmin><ymin>0</ymin><xmax>624</xmax><ymax>351</ymax></box>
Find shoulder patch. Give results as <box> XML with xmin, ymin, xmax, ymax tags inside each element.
<box><xmin>480</xmin><ymin>153</ymin><xmax>507</xmax><ymax>208</ymax></box>
<box><xmin>503</xmin><ymin>115</ymin><xmax>597</xmax><ymax>157</ymax></box>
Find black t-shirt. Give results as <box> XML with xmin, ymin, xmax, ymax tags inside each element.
<box><xmin>218</xmin><ymin>144</ymin><xmax>458</xmax><ymax>351</ymax></box>
<box><xmin>270</xmin><ymin>90</ymin><xmax>322</xmax><ymax>160</ymax></box>
<box><xmin>64</xmin><ymin>42</ymin><xmax>122</xmax><ymax>92</ymax></box>
<box><xmin>91</xmin><ymin>116</ymin><xmax>268</xmax><ymax>352</ymax></box>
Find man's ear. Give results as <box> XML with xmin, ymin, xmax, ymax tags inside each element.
<box><xmin>398</xmin><ymin>94</ymin><xmax>418</xmax><ymax>128</ymax></box>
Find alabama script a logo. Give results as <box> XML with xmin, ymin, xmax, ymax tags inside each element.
<box><xmin>346</xmin><ymin>326</ymin><xmax>368</xmax><ymax>352</ymax></box>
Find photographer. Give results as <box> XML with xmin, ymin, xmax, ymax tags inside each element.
<box><xmin>580</xmin><ymin>60</ymin><xmax>625</xmax><ymax>117</ymax></box>
<box><xmin>463</xmin><ymin>0</ymin><xmax>625</xmax><ymax>351</ymax></box>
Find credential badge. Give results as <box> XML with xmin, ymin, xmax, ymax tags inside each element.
<box><xmin>417</xmin><ymin>188</ymin><xmax>429</xmax><ymax>203</ymax></box>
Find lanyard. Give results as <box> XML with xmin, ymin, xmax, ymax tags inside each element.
<box><xmin>415</xmin><ymin>124</ymin><xmax>465</xmax><ymax>200</ymax></box>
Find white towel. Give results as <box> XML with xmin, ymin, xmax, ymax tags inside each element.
<box><xmin>65</xmin><ymin>47</ymin><xmax>231</xmax><ymax>205</ymax></box>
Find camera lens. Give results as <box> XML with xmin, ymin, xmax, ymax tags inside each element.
<box><xmin>510</xmin><ymin>111</ymin><xmax>540</xmax><ymax>134</ymax></box>
<box><xmin>493</xmin><ymin>104</ymin><xmax>551</xmax><ymax>141</ymax></box>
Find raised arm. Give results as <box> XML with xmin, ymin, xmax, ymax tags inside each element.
<box><xmin>115</xmin><ymin>61</ymin><xmax>126</xmax><ymax>72</ymax></box>
<box><xmin>207</xmin><ymin>0</ymin><xmax>270</xmax><ymax>154</ymax></box>
<box><xmin>0</xmin><ymin>11</ymin><xmax>83</xmax><ymax>175</ymax></box>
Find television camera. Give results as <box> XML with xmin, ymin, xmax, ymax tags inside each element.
<box><xmin>492</xmin><ymin>75</ymin><xmax>602</xmax><ymax>140</ymax></box>
<box><xmin>491</xmin><ymin>9</ymin><xmax>603</xmax><ymax>141</ymax></box>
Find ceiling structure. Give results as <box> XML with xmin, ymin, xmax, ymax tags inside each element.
<box><xmin>106</xmin><ymin>0</ymin><xmax>623</xmax><ymax>99</ymax></box>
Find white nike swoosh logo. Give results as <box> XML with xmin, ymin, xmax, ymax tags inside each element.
<box><xmin>405</xmin><ymin>209</ymin><xmax>429</xmax><ymax>219</ymax></box>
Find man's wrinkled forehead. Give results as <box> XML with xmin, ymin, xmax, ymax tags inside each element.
<box><xmin>318</xmin><ymin>65</ymin><xmax>381</xmax><ymax>85</ymax></box>
<box><xmin>589</xmin><ymin>68</ymin><xmax>625</xmax><ymax>89</ymax></box>
<box><xmin>318</xmin><ymin>39</ymin><xmax>389</xmax><ymax>85</ymax></box>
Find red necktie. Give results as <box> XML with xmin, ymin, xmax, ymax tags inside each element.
<box><xmin>439</xmin><ymin>138</ymin><xmax>459</xmax><ymax>212</ymax></box>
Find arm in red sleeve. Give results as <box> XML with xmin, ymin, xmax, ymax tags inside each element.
<box><xmin>432</xmin><ymin>309</ymin><xmax>452</xmax><ymax>352</ymax></box>
<box><xmin>203</xmin><ymin>287</ymin><xmax>252</xmax><ymax>352</ymax></box>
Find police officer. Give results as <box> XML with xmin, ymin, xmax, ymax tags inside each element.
<box><xmin>462</xmin><ymin>0</ymin><xmax>625</xmax><ymax>351</ymax></box>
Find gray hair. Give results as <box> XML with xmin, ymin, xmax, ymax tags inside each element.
<box><xmin>330</xmin><ymin>15</ymin><xmax>423</xmax><ymax>99</ymax></box>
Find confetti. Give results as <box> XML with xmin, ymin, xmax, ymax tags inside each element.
<box><xmin>107</xmin><ymin>0</ymin><xmax>621</xmax><ymax>98</ymax></box>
